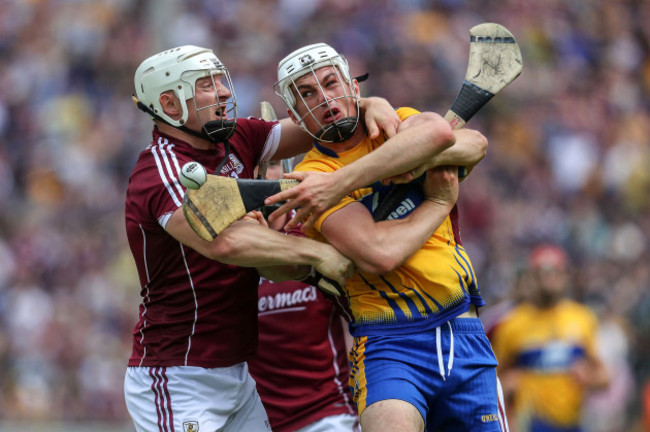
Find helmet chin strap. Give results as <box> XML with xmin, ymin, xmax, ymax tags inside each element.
<box><xmin>214</xmin><ymin>139</ymin><xmax>231</xmax><ymax>175</ymax></box>
<box><xmin>133</xmin><ymin>95</ymin><xmax>233</xmax><ymax>174</ymax></box>
<box><xmin>176</xmin><ymin>122</ymin><xmax>233</xmax><ymax>175</ymax></box>
<box><xmin>179</xmin><ymin>119</ymin><xmax>236</xmax><ymax>143</ymax></box>
<box><xmin>315</xmin><ymin>117</ymin><xmax>358</xmax><ymax>142</ymax></box>
<box><xmin>132</xmin><ymin>95</ymin><xmax>236</xmax><ymax>143</ymax></box>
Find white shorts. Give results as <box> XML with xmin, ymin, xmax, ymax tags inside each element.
<box><xmin>124</xmin><ymin>363</ymin><xmax>271</xmax><ymax>432</ymax></box>
<box><xmin>295</xmin><ymin>413</ymin><xmax>360</xmax><ymax>432</ymax></box>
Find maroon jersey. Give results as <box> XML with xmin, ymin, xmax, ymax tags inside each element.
<box><xmin>125</xmin><ymin>118</ymin><xmax>278</xmax><ymax>368</ymax></box>
<box><xmin>249</xmin><ymin>278</ymin><xmax>357</xmax><ymax>432</ymax></box>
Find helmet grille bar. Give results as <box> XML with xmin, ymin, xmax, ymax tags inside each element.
<box><xmin>134</xmin><ymin>45</ymin><xmax>237</xmax><ymax>141</ymax></box>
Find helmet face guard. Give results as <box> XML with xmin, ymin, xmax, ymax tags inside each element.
<box><xmin>186</xmin><ymin>69</ymin><xmax>237</xmax><ymax>142</ymax></box>
<box><xmin>275</xmin><ymin>43</ymin><xmax>360</xmax><ymax>143</ymax></box>
<box><xmin>134</xmin><ymin>45</ymin><xmax>237</xmax><ymax>142</ymax></box>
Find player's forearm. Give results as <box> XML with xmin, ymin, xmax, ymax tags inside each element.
<box><xmin>214</xmin><ymin>222</ymin><xmax>332</xmax><ymax>268</ymax></box>
<box><xmin>168</xmin><ymin>208</ymin><xmax>332</xmax><ymax>270</ymax></box>
<box><xmin>369</xmin><ymin>200</ymin><xmax>452</xmax><ymax>272</ymax></box>
<box><xmin>425</xmin><ymin>129</ymin><xmax>487</xmax><ymax>170</ymax></box>
<box><xmin>330</xmin><ymin>114</ymin><xmax>455</xmax><ymax>192</ymax></box>
<box><xmin>325</xmin><ymin>200</ymin><xmax>452</xmax><ymax>275</ymax></box>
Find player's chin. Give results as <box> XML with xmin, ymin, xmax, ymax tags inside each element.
<box><xmin>321</xmin><ymin>109</ymin><xmax>341</xmax><ymax>124</ymax></box>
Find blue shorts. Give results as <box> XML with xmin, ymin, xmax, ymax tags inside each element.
<box><xmin>349</xmin><ymin>318</ymin><xmax>502</xmax><ymax>431</ymax></box>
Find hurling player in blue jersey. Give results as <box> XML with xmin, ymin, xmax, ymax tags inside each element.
<box><xmin>491</xmin><ymin>244</ymin><xmax>609</xmax><ymax>432</ymax></box>
<box><xmin>267</xmin><ymin>43</ymin><xmax>507</xmax><ymax>432</ymax></box>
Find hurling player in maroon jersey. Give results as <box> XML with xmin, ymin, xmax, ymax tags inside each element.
<box><xmin>249</xmin><ymin>161</ymin><xmax>359</xmax><ymax>432</ymax></box>
<box><xmin>123</xmin><ymin>45</ymin><xmax>416</xmax><ymax>432</ymax></box>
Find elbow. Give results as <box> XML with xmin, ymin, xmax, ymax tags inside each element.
<box><xmin>204</xmin><ymin>228</ymin><xmax>241</xmax><ymax>262</ymax></box>
<box><xmin>457</xmin><ymin>129</ymin><xmax>488</xmax><ymax>170</ymax></box>
<box><xmin>473</xmin><ymin>130</ymin><xmax>488</xmax><ymax>161</ymax></box>
<box><xmin>356</xmin><ymin>250</ymin><xmax>404</xmax><ymax>275</ymax></box>
<box><xmin>420</xmin><ymin>112</ymin><xmax>456</xmax><ymax>154</ymax></box>
<box><xmin>376</xmin><ymin>259</ymin><xmax>403</xmax><ymax>275</ymax></box>
<box><xmin>341</xmin><ymin>232</ymin><xmax>408</xmax><ymax>275</ymax></box>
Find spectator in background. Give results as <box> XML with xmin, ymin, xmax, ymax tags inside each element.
<box><xmin>490</xmin><ymin>244</ymin><xmax>610</xmax><ymax>432</ymax></box>
<box><xmin>248</xmin><ymin>160</ymin><xmax>359</xmax><ymax>432</ymax></box>
<box><xmin>582</xmin><ymin>301</ymin><xmax>634</xmax><ymax>432</ymax></box>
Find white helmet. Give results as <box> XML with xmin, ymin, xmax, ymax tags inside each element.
<box><xmin>134</xmin><ymin>45</ymin><xmax>237</xmax><ymax>142</ymax></box>
<box><xmin>275</xmin><ymin>43</ymin><xmax>360</xmax><ymax>143</ymax></box>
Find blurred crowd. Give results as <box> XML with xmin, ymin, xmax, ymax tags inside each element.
<box><xmin>0</xmin><ymin>0</ymin><xmax>648</xmax><ymax>429</ymax></box>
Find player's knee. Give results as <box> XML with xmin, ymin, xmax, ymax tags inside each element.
<box><xmin>360</xmin><ymin>399</ymin><xmax>424</xmax><ymax>432</ymax></box>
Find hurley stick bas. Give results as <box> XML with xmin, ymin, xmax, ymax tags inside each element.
<box><xmin>183</xmin><ymin>175</ymin><xmax>299</xmax><ymax>241</ymax></box>
<box><xmin>444</xmin><ymin>22</ymin><xmax>522</xmax><ymax>129</ymax></box>
<box><xmin>372</xmin><ymin>22</ymin><xmax>523</xmax><ymax>221</ymax></box>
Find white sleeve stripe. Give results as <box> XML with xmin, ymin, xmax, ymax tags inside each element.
<box><xmin>258</xmin><ymin>122</ymin><xmax>282</xmax><ymax>165</ymax></box>
<box><xmin>150</xmin><ymin>138</ymin><xmax>182</xmax><ymax>207</ymax></box>
<box><xmin>161</xmin><ymin>142</ymin><xmax>186</xmax><ymax>198</ymax></box>
<box><xmin>158</xmin><ymin>212</ymin><xmax>173</xmax><ymax>229</ymax></box>
<box><xmin>157</xmin><ymin>140</ymin><xmax>185</xmax><ymax>201</ymax></box>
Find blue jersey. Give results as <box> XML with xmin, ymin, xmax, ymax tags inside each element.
<box><xmin>295</xmin><ymin>107</ymin><xmax>485</xmax><ymax>337</ymax></box>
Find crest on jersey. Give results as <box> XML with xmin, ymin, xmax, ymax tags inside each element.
<box><xmin>219</xmin><ymin>153</ymin><xmax>244</xmax><ymax>178</ymax></box>
<box><xmin>183</xmin><ymin>421</ymin><xmax>199</xmax><ymax>432</ymax></box>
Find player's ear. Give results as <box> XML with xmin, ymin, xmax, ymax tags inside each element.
<box><xmin>287</xmin><ymin>109</ymin><xmax>299</xmax><ymax>125</ymax></box>
<box><xmin>160</xmin><ymin>91</ymin><xmax>182</xmax><ymax>120</ymax></box>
